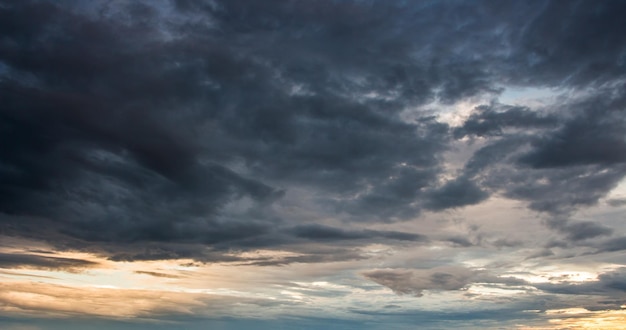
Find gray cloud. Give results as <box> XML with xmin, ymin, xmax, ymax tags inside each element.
<box><xmin>592</xmin><ymin>236</ymin><xmax>626</xmax><ymax>253</ymax></box>
<box><xmin>290</xmin><ymin>224</ymin><xmax>426</xmax><ymax>242</ymax></box>
<box><xmin>0</xmin><ymin>0</ymin><xmax>625</xmax><ymax>263</ymax></box>
<box><xmin>491</xmin><ymin>238</ymin><xmax>523</xmax><ymax>249</ymax></box>
<box><xmin>445</xmin><ymin>236</ymin><xmax>475</xmax><ymax>248</ymax></box>
<box><xmin>2</xmin><ymin>2</ymin><xmax>626</xmax><ymax>329</ymax></box>
<box><xmin>424</xmin><ymin>176</ymin><xmax>489</xmax><ymax>211</ymax></box>
<box><xmin>362</xmin><ymin>266</ymin><xmax>526</xmax><ymax>297</ymax></box>
<box><xmin>545</xmin><ymin>218</ymin><xmax>613</xmax><ymax>241</ymax></box>
<box><xmin>0</xmin><ymin>0</ymin><xmax>454</xmax><ymax>256</ymax></box>
<box><xmin>519</xmin><ymin>91</ymin><xmax>626</xmax><ymax>169</ymax></box>
<box><xmin>453</xmin><ymin>92</ymin><xmax>626</xmax><ymax>215</ymax></box>
<box><xmin>134</xmin><ymin>271</ymin><xmax>182</xmax><ymax>278</ymax></box>
<box><xmin>453</xmin><ymin>104</ymin><xmax>557</xmax><ymax>139</ymax></box>
<box><xmin>510</xmin><ymin>0</ymin><xmax>626</xmax><ymax>87</ymax></box>
<box><xmin>607</xmin><ymin>198</ymin><xmax>626</xmax><ymax>207</ymax></box>
<box><xmin>0</xmin><ymin>252</ymin><xmax>98</xmax><ymax>271</ymax></box>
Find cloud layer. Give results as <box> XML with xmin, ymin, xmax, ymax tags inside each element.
<box><xmin>1</xmin><ymin>0</ymin><xmax>626</xmax><ymax>329</ymax></box>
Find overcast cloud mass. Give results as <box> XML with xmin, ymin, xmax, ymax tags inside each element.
<box><xmin>1</xmin><ymin>0</ymin><xmax>626</xmax><ymax>329</ymax></box>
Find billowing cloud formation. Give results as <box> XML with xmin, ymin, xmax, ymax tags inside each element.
<box><xmin>1</xmin><ymin>1</ymin><xmax>626</xmax><ymax>328</ymax></box>
<box><xmin>1</xmin><ymin>0</ymin><xmax>625</xmax><ymax>261</ymax></box>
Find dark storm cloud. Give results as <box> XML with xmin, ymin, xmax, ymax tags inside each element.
<box><xmin>504</xmin><ymin>165</ymin><xmax>626</xmax><ymax>214</ymax></box>
<box><xmin>1</xmin><ymin>0</ymin><xmax>626</xmax><ymax>261</ymax></box>
<box><xmin>445</xmin><ymin>0</ymin><xmax>626</xmax><ymax>214</ymax></box>
<box><xmin>510</xmin><ymin>0</ymin><xmax>626</xmax><ymax>87</ymax></box>
<box><xmin>519</xmin><ymin>89</ymin><xmax>626</xmax><ymax>168</ymax></box>
<box><xmin>453</xmin><ymin>91</ymin><xmax>626</xmax><ymax>215</ymax></box>
<box><xmin>0</xmin><ymin>0</ymin><xmax>286</xmax><ymax>255</ymax></box>
<box><xmin>0</xmin><ymin>0</ymin><xmax>454</xmax><ymax>258</ymax></box>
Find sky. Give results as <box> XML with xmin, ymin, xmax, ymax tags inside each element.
<box><xmin>1</xmin><ymin>0</ymin><xmax>626</xmax><ymax>329</ymax></box>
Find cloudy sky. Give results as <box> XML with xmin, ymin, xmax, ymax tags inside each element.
<box><xmin>1</xmin><ymin>0</ymin><xmax>626</xmax><ymax>329</ymax></box>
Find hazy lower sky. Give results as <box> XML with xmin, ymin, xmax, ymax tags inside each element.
<box><xmin>1</xmin><ymin>1</ymin><xmax>625</xmax><ymax>329</ymax></box>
